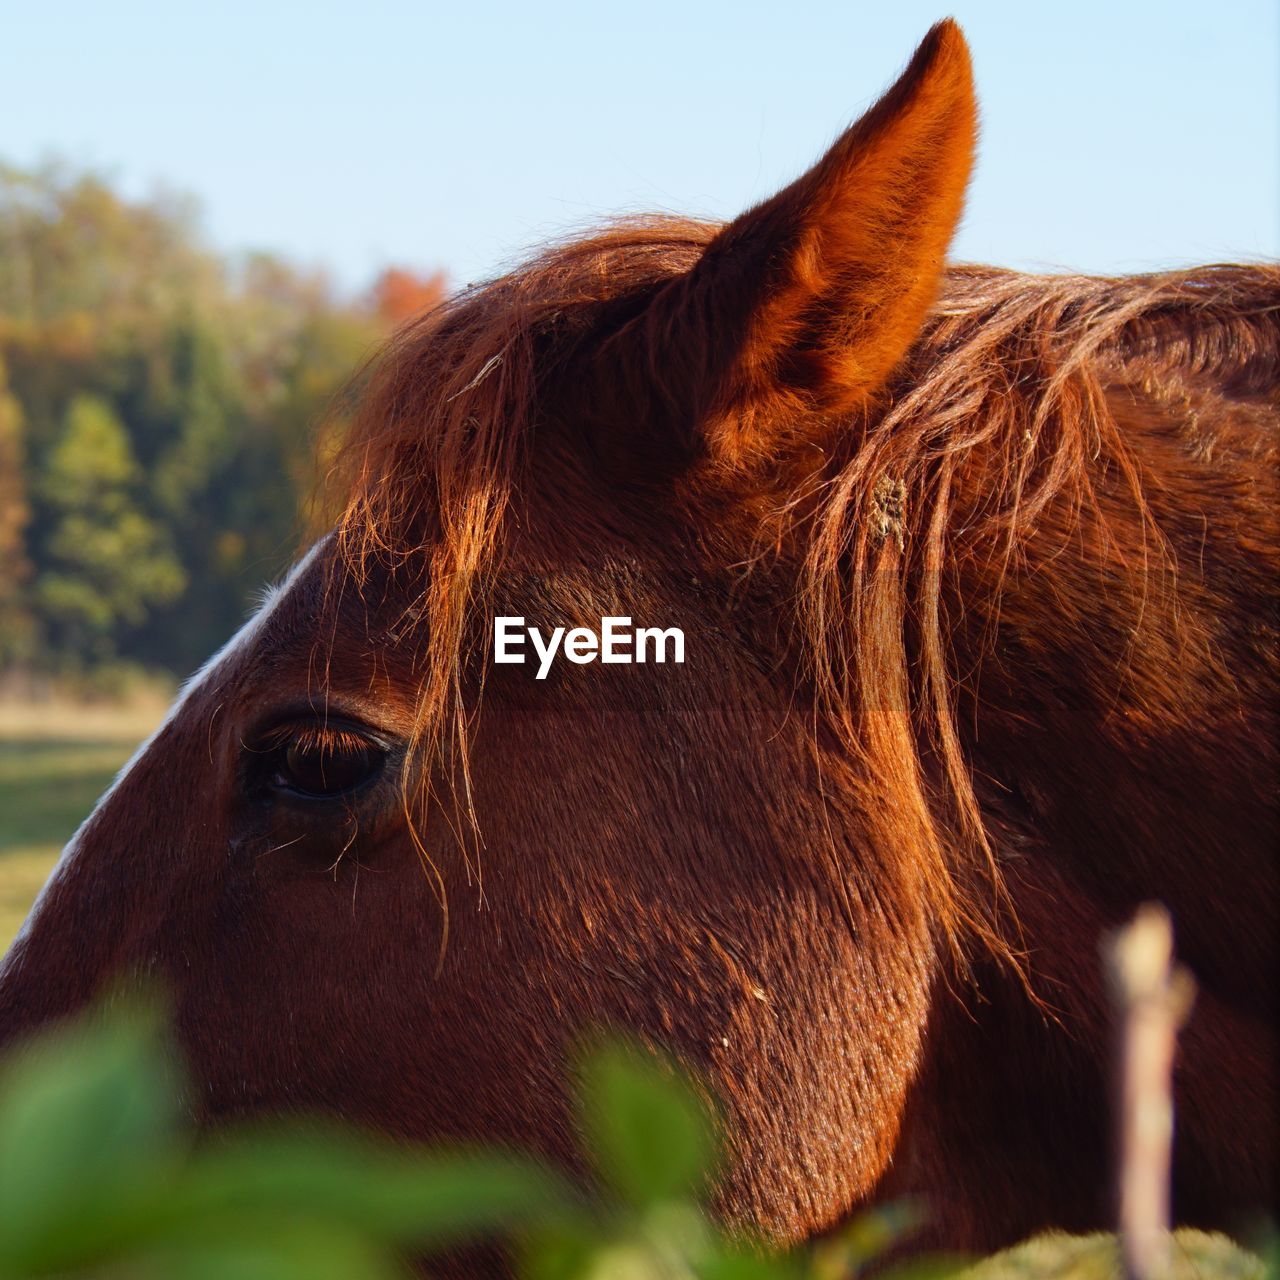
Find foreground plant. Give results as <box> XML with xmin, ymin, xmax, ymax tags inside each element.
<box><xmin>0</xmin><ymin>1001</ymin><xmax>1267</xmax><ymax>1279</ymax></box>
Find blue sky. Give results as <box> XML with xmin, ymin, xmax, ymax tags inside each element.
<box><xmin>3</xmin><ymin>1</ymin><xmax>1276</xmax><ymax>292</ymax></box>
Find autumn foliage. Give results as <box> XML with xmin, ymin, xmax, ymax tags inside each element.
<box><xmin>0</xmin><ymin>162</ymin><xmax>447</xmax><ymax>679</ymax></box>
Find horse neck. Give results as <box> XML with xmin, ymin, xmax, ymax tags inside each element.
<box><xmin>949</xmin><ymin>372</ymin><xmax>1278</xmax><ymax>1010</ymax></box>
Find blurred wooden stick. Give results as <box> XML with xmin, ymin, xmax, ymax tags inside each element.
<box><xmin>1106</xmin><ymin>904</ymin><xmax>1196</xmax><ymax>1280</ymax></box>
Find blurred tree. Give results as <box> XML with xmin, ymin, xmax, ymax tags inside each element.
<box><xmin>0</xmin><ymin>160</ymin><xmax>444</xmax><ymax>679</ymax></box>
<box><xmin>0</xmin><ymin>356</ymin><xmax>32</xmax><ymax>666</ymax></box>
<box><xmin>33</xmin><ymin>394</ymin><xmax>184</xmax><ymax>665</ymax></box>
<box><xmin>371</xmin><ymin>267</ymin><xmax>448</xmax><ymax>327</ymax></box>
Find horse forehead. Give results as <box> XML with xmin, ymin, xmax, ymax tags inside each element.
<box><xmin>149</xmin><ymin>537</ymin><xmax>360</xmax><ymax>749</ymax></box>
<box><xmin>179</xmin><ymin>540</ymin><xmax>423</xmax><ymax>734</ymax></box>
<box><xmin>186</xmin><ymin>538</ymin><xmax>335</xmax><ymax>697</ymax></box>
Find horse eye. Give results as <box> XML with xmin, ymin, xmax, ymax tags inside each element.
<box><xmin>269</xmin><ymin>725</ymin><xmax>386</xmax><ymax>799</ymax></box>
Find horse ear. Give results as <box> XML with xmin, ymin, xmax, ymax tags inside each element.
<box><xmin>666</xmin><ymin>20</ymin><xmax>976</xmax><ymax>467</ymax></box>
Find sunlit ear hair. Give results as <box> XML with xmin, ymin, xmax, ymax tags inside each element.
<box><xmin>611</xmin><ymin>19</ymin><xmax>977</xmax><ymax>469</ymax></box>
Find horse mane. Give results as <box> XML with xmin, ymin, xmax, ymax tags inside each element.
<box><xmin>797</xmin><ymin>260</ymin><xmax>1278</xmax><ymax>970</ymax></box>
<box><xmin>329</xmin><ymin>218</ymin><xmax>1279</xmax><ymax>971</ymax></box>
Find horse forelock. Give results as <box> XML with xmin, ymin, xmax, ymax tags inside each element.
<box><xmin>321</xmin><ymin>226</ymin><xmax>1278</xmax><ymax>977</ymax></box>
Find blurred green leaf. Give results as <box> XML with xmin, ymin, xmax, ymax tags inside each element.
<box><xmin>138</xmin><ymin>1213</ymin><xmax>410</xmax><ymax>1280</ymax></box>
<box><xmin>521</xmin><ymin>1220</ymin><xmax>615</xmax><ymax>1280</ymax></box>
<box><xmin>699</xmin><ymin>1250</ymin><xmax>800</xmax><ymax>1280</ymax></box>
<box><xmin>0</xmin><ymin>995</ymin><xmax>183</xmax><ymax>1270</ymax></box>
<box><xmin>578</xmin><ymin>1038</ymin><xmax>717</xmax><ymax>1209</ymax></box>
<box><xmin>810</xmin><ymin>1203</ymin><xmax>928</xmax><ymax>1280</ymax></box>
<box><xmin>170</xmin><ymin>1127</ymin><xmax>582</xmax><ymax>1248</ymax></box>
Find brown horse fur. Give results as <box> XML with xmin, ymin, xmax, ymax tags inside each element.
<box><xmin>1</xmin><ymin>19</ymin><xmax>1276</xmax><ymax>1268</ymax></box>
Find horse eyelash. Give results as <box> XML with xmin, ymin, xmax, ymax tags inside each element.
<box><xmin>250</xmin><ymin>724</ymin><xmax>376</xmax><ymax>757</ymax></box>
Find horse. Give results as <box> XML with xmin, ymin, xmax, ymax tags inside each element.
<box><xmin>1</xmin><ymin>20</ymin><xmax>1275</xmax><ymax>1268</ymax></box>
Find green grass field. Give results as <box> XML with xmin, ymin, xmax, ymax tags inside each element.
<box><xmin>0</xmin><ymin>699</ymin><xmax>164</xmax><ymax>948</ymax></box>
